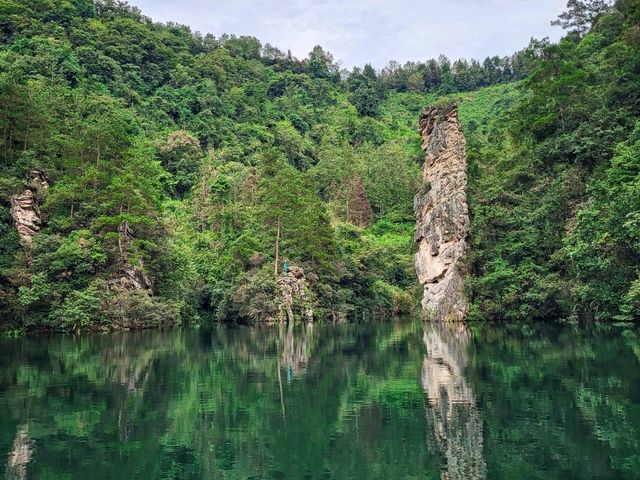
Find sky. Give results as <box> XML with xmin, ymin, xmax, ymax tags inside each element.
<box><xmin>128</xmin><ymin>0</ymin><xmax>569</xmax><ymax>69</ymax></box>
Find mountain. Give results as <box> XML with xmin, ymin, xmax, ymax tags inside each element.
<box><xmin>0</xmin><ymin>0</ymin><xmax>638</xmax><ymax>331</ymax></box>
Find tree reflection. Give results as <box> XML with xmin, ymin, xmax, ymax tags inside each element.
<box><xmin>422</xmin><ymin>322</ymin><xmax>486</xmax><ymax>480</ymax></box>
<box><xmin>1</xmin><ymin>323</ymin><xmax>639</xmax><ymax>479</ymax></box>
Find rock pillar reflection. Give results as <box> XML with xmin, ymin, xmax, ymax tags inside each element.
<box><xmin>422</xmin><ymin>323</ymin><xmax>486</xmax><ymax>480</ymax></box>
<box><xmin>5</xmin><ymin>426</ymin><xmax>32</xmax><ymax>480</ymax></box>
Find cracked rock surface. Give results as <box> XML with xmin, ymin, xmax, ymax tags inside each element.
<box><xmin>10</xmin><ymin>170</ymin><xmax>49</xmax><ymax>246</ymax></box>
<box><xmin>414</xmin><ymin>104</ymin><xmax>469</xmax><ymax>322</ymax></box>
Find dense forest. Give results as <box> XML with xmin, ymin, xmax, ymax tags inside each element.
<box><xmin>466</xmin><ymin>0</ymin><xmax>640</xmax><ymax>323</ymax></box>
<box><xmin>0</xmin><ymin>0</ymin><xmax>638</xmax><ymax>331</ymax></box>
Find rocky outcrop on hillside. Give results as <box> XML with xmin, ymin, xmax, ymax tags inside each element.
<box><xmin>415</xmin><ymin>103</ymin><xmax>469</xmax><ymax>321</ymax></box>
<box><xmin>109</xmin><ymin>220</ymin><xmax>153</xmax><ymax>292</ymax></box>
<box><xmin>10</xmin><ymin>170</ymin><xmax>49</xmax><ymax>246</ymax></box>
<box><xmin>277</xmin><ymin>265</ymin><xmax>314</xmax><ymax>323</ymax></box>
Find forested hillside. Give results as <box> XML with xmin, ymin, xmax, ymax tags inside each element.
<box><xmin>0</xmin><ymin>0</ymin><xmax>638</xmax><ymax>331</ymax></box>
<box><xmin>464</xmin><ymin>0</ymin><xmax>640</xmax><ymax>323</ymax></box>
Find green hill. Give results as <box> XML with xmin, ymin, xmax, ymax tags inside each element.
<box><xmin>0</xmin><ymin>0</ymin><xmax>638</xmax><ymax>331</ymax></box>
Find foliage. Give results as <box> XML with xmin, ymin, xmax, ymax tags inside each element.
<box><xmin>0</xmin><ymin>0</ymin><xmax>433</xmax><ymax>329</ymax></box>
<box><xmin>465</xmin><ymin>1</ymin><xmax>640</xmax><ymax>322</ymax></box>
<box><xmin>1</xmin><ymin>0</ymin><xmax>639</xmax><ymax>328</ymax></box>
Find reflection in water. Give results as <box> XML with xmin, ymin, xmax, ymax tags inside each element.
<box><xmin>104</xmin><ymin>336</ymin><xmax>155</xmax><ymax>393</ymax></box>
<box><xmin>5</xmin><ymin>426</ymin><xmax>31</xmax><ymax>480</ymax></box>
<box><xmin>101</xmin><ymin>334</ymin><xmax>158</xmax><ymax>442</ymax></box>
<box><xmin>277</xmin><ymin>323</ymin><xmax>314</xmax><ymax>419</ymax></box>
<box><xmin>280</xmin><ymin>322</ymin><xmax>313</xmax><ymax>380</ymax></box>
<box><xmin>1</xmin><ymin>322</ymin><xmax>639</xmax><ymax>479</ymax></box>
<box><xmin>422</xmin><ymin>322</ymin><xmax>486</xmax><ymax>480</ymax></box>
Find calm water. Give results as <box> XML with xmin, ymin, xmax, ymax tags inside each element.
<box><xmin>1</xmin><ymin>321</ymin><xmax>639</xmax><ymax>480</ymax></box>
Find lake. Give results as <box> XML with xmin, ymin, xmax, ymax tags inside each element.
<box><xmin>1</xmin><ymin>321</ymin><xmax>639</xmax><ymax>479</ymax></box>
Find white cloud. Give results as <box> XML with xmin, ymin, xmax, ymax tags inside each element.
<box><xmin>129</xmin><ymin>0</ymin><xmax>568</xmax><ymax>68</ymax></box>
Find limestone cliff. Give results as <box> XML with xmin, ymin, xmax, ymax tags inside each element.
<box><xmin>414</xmin><ymin>103</ymin><xmax>469</xmax><ymax>321</ymax></box>
<box><xmin>277</xmin><ymin>265</ymin><xmax>314</xmax><ymax>323</ymax></box>
<box><xmin>10</xmin><ymin>170</ymin><xmax>49</xmax><ymax>246</ymax></box>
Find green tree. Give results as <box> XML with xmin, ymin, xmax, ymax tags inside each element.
<box><xmin>258</xmin><ymin>153</ymin><xmax>336</xmax><ymax>276</ymax></box>
<box><xmin>552</xmin><ymin>0</ymin><xmax>615</xmax><ymax>34</ymax></box>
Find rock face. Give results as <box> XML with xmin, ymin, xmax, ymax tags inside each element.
<box><xmin>10</xmin><ymin>170</ymin><xmax>49</xmax><ymax>246</ymax></box>
<box><xmin>414</xmin><ymin>103</ymin><xmax>469</xmax><ymax>321</ymax></box>
<box><xmin>113</xmin><ymin>264</ymin><xmax>153</xmax><ymax>291</ymax></box>
<box><xmin>109</xmin><ymin>220</ymin><xmax>153</xmax><ymax>292</ymax></box>
<box><xmin>277</xmin><ymin>265</ymin><xmax>314</xmax><ymax>323</ymax></box>
<box><xmin>10</xmin><ymin>190</ymin><xmax>41</xmax><ymax>244</ymax></box>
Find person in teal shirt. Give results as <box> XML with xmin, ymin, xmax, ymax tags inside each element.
<box><xmin>283</xmin><ymin>260</ymin><xmax>289</xmax><ymax>276</ymax></box>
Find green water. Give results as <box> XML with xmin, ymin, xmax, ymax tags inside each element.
<box><xmin>1</xmin><ymin>321</ymin><xmax>639</xmax><ymax>480</ymax></box>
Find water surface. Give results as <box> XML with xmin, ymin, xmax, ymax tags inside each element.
<box><xmin>1</xmin><ymin>321</ymin><xmax>639</xmax><ymax>479</ymax></box>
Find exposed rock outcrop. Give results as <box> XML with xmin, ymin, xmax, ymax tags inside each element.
<box><xmin>112</xmin><ymin>264</ymin><xmax>153</xmax><ymax>291</ymax></box>
<box><xmin>10</xmin><ymin>170</ymin><xmax>49</xmax><ymax>246</ymax></box>
<box><xmin>277</xmin><ymin>265</ymin><xmax>314</xmax><ymax>323</ymax></box>
<box><xmin>415</xmin><ymin>103</ymin><xmax>469</xmax><ymax>321</ymax></box>
<box><xmin>108</xmin><ymin>220</ymin><xmax>153</xmax><ymax>292</ymax></box>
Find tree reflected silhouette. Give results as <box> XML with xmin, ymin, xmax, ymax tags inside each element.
<box><xmin>0</xmin><ymin>323</ymin><xmax>639</xmax><ymax>479</ymax></box>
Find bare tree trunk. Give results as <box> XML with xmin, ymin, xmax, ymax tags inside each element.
<box><xmin>7</xmin><ymin>122</ymin><xmax>13</xmax><ymax>165</ymax></box>
<box><xmin>118</xmin><ymin>206</ymin><xmax>127</xmax><ymax>266</ymax></box>
<box><xmin>23</xmin><ymin>117</ymin><xmax>29</xmax><ymax>152</ymax></box>
<box><xmin>198</xmin><ymin>157</ymin><xmax>215</xmax><ymax>232</ymax></box>
<box><xmin>118</xmin><ymin>227</ymin><xmax>125</xmax><ymax>265</ymax></box>
<box><xmin>274</xmin><ymin>217</ymin><xmax>281</xmax><ymax>279</ymax></box>
<box><xmin>346</xmin><ymin>195</ymin><xmax>349</xmax><ymax>223</ymax></box>
<box><xmin>23</xmin><ymin>90</ymin><xmax>31</xmax><ymax>153</ymax></box>
<box><xmin>277</xmin><ymin>360</ymin><xmax>286</xmax><ymax>420</ymax></box>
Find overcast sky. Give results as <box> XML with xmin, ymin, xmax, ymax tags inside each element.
<box><xmin>128</xmin><ymin>0</ymin><xmax>568</xmax><ymax>69</ymax></box>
